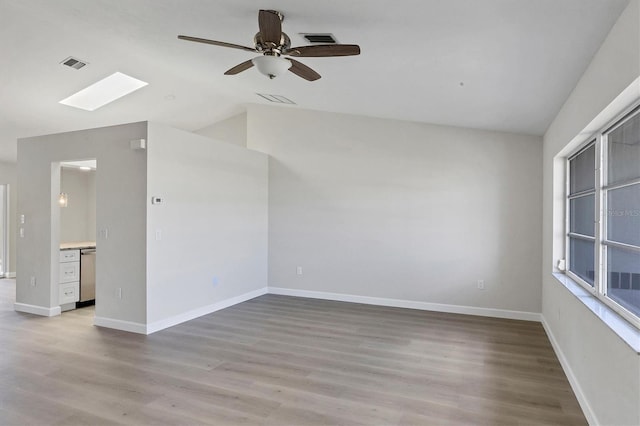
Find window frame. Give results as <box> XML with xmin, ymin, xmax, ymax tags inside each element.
<box><xmin>565</xmin><ymin>103</ymin><xmax>640</xmax><ymax>330</ymax></box>
<box><xmin>566</xmin><ymin>140</ymin><xmax>598</xmax><ymax>288</ymax></box>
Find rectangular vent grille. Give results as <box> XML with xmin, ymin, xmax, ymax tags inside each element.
<box><xmin>257</xmin><ymin>93</ymin><xmax>296</xmax><ymax>104</ymax></box>
<box><xmin>300</xmin><ymin>33</ymin><xmax>337</xmax><ymax>44</ymax></box>
<box><xmin>61</xmin><ymin>56</ymin><xmax>88</xmax><ymax>70</ymax></box>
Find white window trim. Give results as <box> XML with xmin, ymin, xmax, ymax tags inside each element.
<box><xmin>565</xmin><ymin>101</ymin><xmax>640</xmax><ymax>331</ymax></box>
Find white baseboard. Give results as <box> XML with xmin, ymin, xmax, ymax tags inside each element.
<box><xmin>94</xmin><ymin>316</ymin><xmax>147</xmax><ymax>334</ymax></box>
<box><xmin>267</xmin><ymin>287</ymin><xmax>542</xmax><ymax>322</ymax></box>
<box><xmin>541</xmin><ymin>316</ymin><xmax>597</xmax><ymax>426</ymax></box>
<box><xmin>146</xmin><ymin>287</ymin><xmax>269</xmax><ymax>334</ymax></box>
<box><xmin>5</xmin><ymin>272</ymin><xmax>16</xmax><ymax>278</ymax></box>
<box><xmin>14</xmin><ymin>302</ymin><xmax>61</xmax><ymax>317</ymax></box>
<box><xmin>96</xmin><ymin>287</ymin><xmax>269</xmax><ymax>335</ymax></box>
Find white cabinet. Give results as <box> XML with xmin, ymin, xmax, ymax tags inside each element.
<box><xmin>59</xmin><ymin>282</ymin><xmax>79</xmax><ymax>304</ymax></box>
<box><xmin>59</xmin><ymin>249</ymin><xmax>79</xmax><ymax>305</ymax></box>
<box><xmin>59</xmin><ymin>250</ymin><xmax>80</xmax><ymax>263</ymax></box>
<box><xmin>59</xmin><ymin>261</ymin><xmax>80</xmax><ymax>283</ymax></box>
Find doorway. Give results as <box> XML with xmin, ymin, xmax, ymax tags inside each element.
<box><xmin>58</xmin><ymin>160</ymin><xmax>97</xmax><ymax>313</ymax></box>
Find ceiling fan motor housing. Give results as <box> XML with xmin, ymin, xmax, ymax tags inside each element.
<box><xmin>254</xmin><ymin>32</ymin><xmax>291</xmax><ymax>54</ymax></box>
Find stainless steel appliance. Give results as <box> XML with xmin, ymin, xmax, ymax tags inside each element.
<box><xmin>79</xmin><ymin>248</ymin><xmax>96</xmax><ymax>305</ymax></box>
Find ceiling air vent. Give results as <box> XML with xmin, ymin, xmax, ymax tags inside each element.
<box><xmin>300</xmin><ymin>33</ymin><xmax>337</xmax><ymax>44</ymax></box>
<box><xmin>257</xmin><ymin>93</ymin><xmax>296</xmax><ymax>105</ymax></box>
<box><xmin>60</xmin><ymin>56</ymin><xmax>88</xmax><ymax>70</ymax></box>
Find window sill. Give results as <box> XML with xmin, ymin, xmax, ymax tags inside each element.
<box><xmin>552</xmin><ymin>273</ymin><xmax>640</xmax><ymax>353</ymax></box>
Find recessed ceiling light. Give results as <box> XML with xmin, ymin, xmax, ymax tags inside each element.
<box><xmin>61</xmin><ymin>160</ymin><xmax>96</xmax><ymax>170</ymax></box>
<box><xmin>59</xmin><ymin>72</ymin><xmax>148</xmax><ymax>111</ymax></box>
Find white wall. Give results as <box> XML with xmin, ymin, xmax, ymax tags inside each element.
<box><xmin>17</xmin><ymin>122</ymin><xmax>148</xmax><ymax>325</ymax></box>
<box><xmin>247</xmin><ymin>105</ymin><xmax>543</xmax><ymax>316</ymax></box>
<box><xmin>60</xmin><ymin>168</ymin><xmax>96</xmax><ymax>243</ymax></box>
<box><xmin>17</xmin><ymin>121</ymin><xmax>267</xmax><ymax>333</ymax></box>
<box><xmin>195</xmin><ymin>112</ymin><xmax>247</xmax><ymax>148</ymax></box>
<box><xmin>146</xmin><ymin>123</ymin><xmax>268</xmax><ymax>329</ymax></box>
<box><xmin>542</xmin><ymin>1</ymin><xmax>640</xmax><ymax>425</ymax></box>
<box><xmin>0</xmin><ymin>160</ymin><xmax>17</xmax><ymax>275</ymax></box>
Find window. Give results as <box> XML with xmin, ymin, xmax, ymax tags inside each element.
<box><xmin>567</xmin><ymin>107</ymin><xmax>640</xmax><ymax>328</ymax></box>
<box><xmin>568</xmin><ymin>143</ymin><xmax>596</xmax><ymax>285</ymax></box>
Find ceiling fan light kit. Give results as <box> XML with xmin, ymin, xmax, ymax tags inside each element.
<box><xmin>252</xmin><ymin>55</ymin><xmax>292</xmax><ymax>79</ymax></box>
<box><xmin>178</xmin><ymin>9</ymin><xmax>360</xmax><ymax>81</ymax></box>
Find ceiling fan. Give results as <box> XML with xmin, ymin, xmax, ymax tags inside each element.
<box><xmin>178</xmin><ymin>9</ymin><xmax>360</xmax><ymax>81</ymax></box>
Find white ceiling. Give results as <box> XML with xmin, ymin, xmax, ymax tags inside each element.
<box><xmin>0</xmin><ymin>0</ymin><xmax>630</xmax><ymax>162</ymax></box>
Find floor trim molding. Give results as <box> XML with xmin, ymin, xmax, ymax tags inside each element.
<box><xmin>94</xmin><ymin>317</ymin><xmax>147</xmax><ymax>334</ymax></box>
<box><xmin>541</xmin><ymin>316</ymin><xmax>597</xmax><ymax>426</ymax></box>
<box><xmin>267</xmin><ymin>287</ymin><xmax>542</xmax><ymax>322</ymax></box>
<box><xmin>14</xmin><ymin>302</ymin><xmax>61</xmax><ymax>317</ymax></box>
<box><xmin>146</xmin><ymin>287</ymin><xmax>269</xmax><ymax>334</ymax></box>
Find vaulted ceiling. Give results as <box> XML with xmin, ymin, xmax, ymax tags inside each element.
<box><xmin>0</xmin><ymin>0</ymin><xmax>630</xmax><ymax>162</ymax></box>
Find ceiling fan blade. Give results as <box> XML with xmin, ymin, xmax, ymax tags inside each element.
<box><xmin>286</xmin><ymin>44</ymin><xmax>361</xmax><ymax>57</ymax></box>
<box><xmin>178</xmin><ymin>35</ymin><xmax>256</xmax><ymax>53</ymax></box>
<box><xmin>224</xmin><ymin>60</ymin><xmax>255</xmax><ymax>75</ymax></box>
<box><xmin>288</xmin><ymin>59</ymin><xmax>321</xmax><ymax>81</ymax></box>
<box><xmin>258</xmin><ymin>10</ymin><xmax>282</xmax><ymax>46</ymax></box>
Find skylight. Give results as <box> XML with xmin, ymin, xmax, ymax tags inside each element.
<box><xmin>59</xmin><ymin>72</ymin><xmax>148</xmax><ymax>111</ymax></box>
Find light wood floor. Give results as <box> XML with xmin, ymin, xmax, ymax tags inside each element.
<box><xmin>0</xmin><ymin>279</ymin><xmax>585</xmax><ymax>425</ymax></box>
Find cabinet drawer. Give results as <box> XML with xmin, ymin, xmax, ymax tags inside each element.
<box><xmin>60</xmin><ymin>250</ymin><xmax>80</xmax><ymax>263</ymax></box>
<box><xmin>59</xmin><ymin>261</ymin><xmax>80</xmax><ymax>283</ymax></box>
<box><xmin>59</xmin><ymin>282</ymin><xmax>79</xmax><ymax>304</ymax></box>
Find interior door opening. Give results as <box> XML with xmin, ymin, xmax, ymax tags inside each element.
<box><xmin>57</xmin><ymin>160</ymin><xmax>97</xmax><ymax>314</ymax></box>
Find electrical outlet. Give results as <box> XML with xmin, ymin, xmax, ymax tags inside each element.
<box><xmin>296</xmin><ymin>266</ymin><xmax>303</xmax><ymax>275</ymax></box>
<box><xmin>30</xmin><ymin>276</ymin><xmax>36</xmax><ymax>287</ymax></box>
<box><xmin>155</xmin><ymin>229</ymin><xmax>162</xmax><ymax>241</ymax></box>
<box><xmin>477</xmin><ymin>280</ymin><xmax>485</xmax><ymax>290</ymax></box>
<box><xmin>116</xmin><ymin>288</ymin><xmax>122</xmax><ymax>299</ymax></box>
<box><xmin>100</xmin><ymin>228</ymin><xmax>109</xmax><ymax>239</ymax></box>
<box><xmin>19</xmin><ymin>228</ymin><xmax>24</xmax><ymax>238</ymax></box>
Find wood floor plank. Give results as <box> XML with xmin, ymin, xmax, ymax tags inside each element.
<box><xmin>0</xmin><ymin>280</ymin><xmax>586</xmax><ymax>425</ymax></box>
